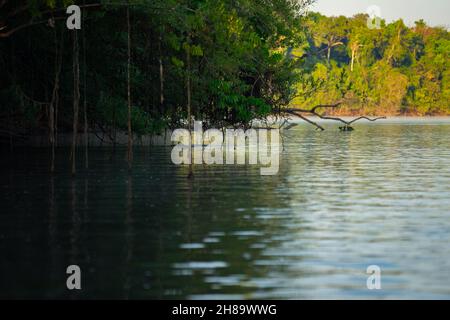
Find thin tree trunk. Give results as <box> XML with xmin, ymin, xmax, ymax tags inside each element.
<box><xmin>10</xmin><ymin>40</ymin><xmax>15</xmax><ymax>152</ymax></box>
<box><xmin>8</xmin><ymin>106</ymin><xmax>12</xmax><ymax>151</ymax></box>
<box><xmin>327</xmin><ymin>44</ymin><xmax>331</xmax><ymax>64</ymax></box>
<box><xmin>55</xmin><ymin>30</ymin><xmax>64</xmax><ymax>149</ymax></box>
<box><xmin>127</xmin><ymin>4</ymin><xmax>133</xmax><ymax>171</ymax></box>
<box><xmin>72</xmin><ymin>30</ymin><xmax>80</xmax><ymax>175</ymax></box>
<box><xmin>48</xmin><ymin>26</ymin><xmax>63</xmax><ymax>173</ymax></box>
<box><xmin>351</xmin><ymin>48</ymin><xmax>355</xmax><ymax>72</ymax></box>
<box><xmin>159</xmin><ymin>31</ymin><xmax>164</xmax><ymax>111</ymax></box>
<box><xmin>112</xmin><ymin>102</ymin><xmax>116</xmax><ymax>154</ymax></box>
<box><xmin>55</xmin><ymin>84</ymin><xmax>58</xmax><ymax>149</ymax></box>
<box><xmin>83</xmin><ymin>1</ymin><xmax>88</xmax><ymax>169</ymax></box>
<box><xmin>50</xmin><ymin>97</ymin><xmax>55</xmax><ymax>173</ymax></box>
<box><xmin>186</xmin><ymin>35</ymin><xmax>193</xmax><ymax>179</ymax></box>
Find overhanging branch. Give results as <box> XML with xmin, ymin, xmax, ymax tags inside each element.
<box><xmin>281</xmin><ymin>101</ymin><xmax>386</xmax><ymax>130</ymax></box>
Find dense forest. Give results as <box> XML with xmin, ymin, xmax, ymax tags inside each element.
<box><xmin>294</xmin><ymin>13</ymin><xmax>450</xmax><ymax>116</ymax></box>
<box><xmin>0</xmin><ymin>0</ymin><xmax>310</xmax><ymax>141</ymax></box>
<box><xmin>0</xmin><ymin>0</ymin><xmax>449</xmax><ymax>152</ymax></box>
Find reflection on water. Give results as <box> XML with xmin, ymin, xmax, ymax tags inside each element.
<box><xmin>0</xmin><ymin>118</ymin><xmax>449</xmax><ymax>299</ymax></box>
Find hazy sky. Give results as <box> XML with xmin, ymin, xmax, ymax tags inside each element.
<box><xmin>312</xmin><ymin>0</ymin><xmax>450</xmax><ymax>27</ymax></box>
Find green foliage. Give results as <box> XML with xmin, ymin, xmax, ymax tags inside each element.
<box><xmin>0</xmin><ymin>0</ymin><xmax>311</xmax><ymax>136</ymax></box>
<box><xmin>293</xmin><ymin>13</ymin><xmax>450</xmax><ymax>115</ymax></box>
<box><xmin>210</xmin><ymin>79</ymin><xmax>271</xmax><ymax>123</ymax></box>
<box><xmin>1</xmin><ymin>1</ymin><xmax>448</xmax><ymax>143</ymax></box>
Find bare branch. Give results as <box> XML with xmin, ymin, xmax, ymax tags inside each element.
<box><xmin>292</xmin><ymin>112</ymin><xmax>324</xmax><ymax>131</ymax></box>
<box><xmin>0</xmin><ymin>2</ymin><xmax>190</xmax><ymax>39</ymax></box>
<box><xmin>0</xmin><ymin>17</ymin><xmax>65</xmax><ymax>38</ymax></box>
<box><xmin>284</xmin><ymin>123</ymin><xmax>298</xmax><ymax>130</ymax></box>
<box><xmin>348</xmin><ymin>116</ymin><xmax>386</xmax><ymax>125</ymax></box>
<box><xmin>284</xmin><ymin>101</ymin><xmax>343</xmax><ymax>114</ymax></box>
<box><xmin>281</xmin><ymin>101</ymin><xmax>386</xmax><ymax>130</ymax></box>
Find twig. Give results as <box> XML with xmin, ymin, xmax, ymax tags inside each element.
<box><xmin>348</xmin><ymin>116</ymin><xmax>386</xmax><ymax>125</ymax></box>
<box><xmin>292</xmin><ymin>112</ymin><xmax>324</xmax><ymax>131</ymax></box>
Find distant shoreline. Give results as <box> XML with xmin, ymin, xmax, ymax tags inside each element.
<box><xmin>290</xmin><ymin>114</ymin><xmax>450</xmax><ymax>119</ymax></box>
<box><xmin>294</xmin><ymin>113</ymin><xmax>450</xmax><ymax>118</ymax></box>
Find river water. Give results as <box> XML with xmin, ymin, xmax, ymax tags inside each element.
<box><xmin>1</xmin><ymin>118</ymin><xmax>449</xmax><ymax>299</ymax></box>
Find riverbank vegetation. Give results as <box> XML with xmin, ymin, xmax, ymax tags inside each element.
<box><xmin>0</xmin><ymin>0</ymin><xmax>449</xmax><ymax>149</ymax></box>
<box><xmin>293</xmin><ymin>13</ymin><xmax>450</xmax><ymax>116</ymax></box>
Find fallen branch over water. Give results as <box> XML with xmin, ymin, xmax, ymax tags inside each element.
<box><xmin>282</xmin><ymin>101</ymin><xmax>386</xmax><ymax>131</ymax></box>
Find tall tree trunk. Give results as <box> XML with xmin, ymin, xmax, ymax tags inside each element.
<box><xmin>50</xmin><ymin>27</ymin><xmax>62</xmax><ymax>173</ymax></box>
<box><xmin>49</xmin><ymin>65</ymin><xmax>55</xmax><ymax>171</ymax></box>
<box><xmin>159</xmin><ymin>31</ymin><xmax>164</xmax><ymax>111</ymax></box>
<box><xmin>71</xmin><ymin>30</ymin><xmax>80</xmax><ymax>175</ymax></box>
<box><xmin>55</xmin><ymin>30</ymin><xmax>64</xmax><ymax>149</ymax></box>
<box><xmin>186</xmin><ymin>36</ymin><xmax>193</xmax><ymax>179</ymax></box>
<box><xmin>8</xmin><ymin>103</ymin><xmax>12</xmax><ymax>151</ymax></box>
<box><xmin>112</xmin><ymin>102</ymin><xmax>116</xmax><ymax>154</ymax></box>
<box><xmin>83</xmin><ymin>1</ymin><xmax>88</xmax><ymax>169</ymax></box>
<box><xmin>327</xmin><ymin>43</ymin><xmax>331</xmax><ymax>65</ymax></box>
<box><xmin>350</xmin><ymin>42</ymin><xmax>360</xmax><ymax>72</ymax></box>
<box><xmin>127</xmin><ymin>4</ymin><xmax>133</xmax><ymax>171</ymax></box>
<box><xmin>351</xmin><ymin>48</ymin><xmax>355</xmax><ymax>72</ymax></box>
<box><xmin>10</xmin><ymin>39</ymin><xmax>15</xmax><ymax>152</ymax></box>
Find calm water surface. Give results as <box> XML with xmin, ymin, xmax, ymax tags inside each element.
<box><xmin>1</xmin><ymin>118</ymin><xmax>449</xmax><ymax>299</ymax></box>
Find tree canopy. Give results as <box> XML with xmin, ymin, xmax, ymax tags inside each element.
<box><xmin>0</xmin><ymin>1</ymin><xmax>448</xmax><ymax>147</ymax></box>
<box><xmin>293</xmin><ymin>13</ymin><xmax>450</xmax><ymax>116</ymax></box>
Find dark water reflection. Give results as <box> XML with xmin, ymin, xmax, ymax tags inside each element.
<box><xmin>1</xmin><ymin>118</ymin><xmax>449</xmax><ymax>299</ymax></box>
